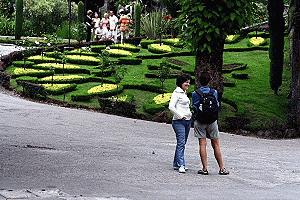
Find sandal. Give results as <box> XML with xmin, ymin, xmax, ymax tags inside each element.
<box><xmin>197</xmin><ymin>169</ymin><xmax>209</xmax><ymax>175</ymax></box>
<box><xmin>219</xmin><ymin>168</ymin><xmax>229</xmax><ymax>175</ymax></box>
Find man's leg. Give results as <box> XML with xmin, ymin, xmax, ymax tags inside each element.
<box><xmin>199</xmin><ymin>138</ymin><xmax>208</xmax><ymax>170</ymax></box>
<box><xmin>211</xmin><ymin>139</ymin><xmax>225</xmax><ymax>170</ymax></box>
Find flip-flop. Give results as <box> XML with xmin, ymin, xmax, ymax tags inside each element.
<box><xmin>197</xmin><ymin>169</ymin><xmax>209</xmax><ymax>175</ymax></box>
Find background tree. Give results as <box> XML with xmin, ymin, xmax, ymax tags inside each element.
<box><xmin>178</xmin><ymin>0</ymin><xmax>253</xmax><ymax>97</ymax></box>
<box><xmin>15</xmin><ymin>0</ymin><xmax>23</xmax><ymax>40</ymax></box>
<box><xmin>268</xmin><ymin>0</ymin><xmax>285</xmax><ymax>95</ymax></box>
<box><xmin>288</xmin><ymin>0</ymin><xmax>300</xmax><ymax>131</ymax></box>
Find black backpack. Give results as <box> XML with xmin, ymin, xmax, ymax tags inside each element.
<box><xmin>194</xmin><ymin>88</ymin><xmax>219</xmax><ymax>124</ymax></box>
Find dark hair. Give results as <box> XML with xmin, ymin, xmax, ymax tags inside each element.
<box><xmin>176</xmin><ymin>74</ymin><xmax>191</xmax><ymax>87</ymax></box>
<box><xmin>199</xmin><ymin>72</ymin><xmax>211</xmax><ymax>86</ymax></box>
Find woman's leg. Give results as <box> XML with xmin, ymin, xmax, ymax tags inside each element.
<box><xmin>172</xmin><ymin>120</ymin><xmax>187</xmax><ymax>167</ymax></box>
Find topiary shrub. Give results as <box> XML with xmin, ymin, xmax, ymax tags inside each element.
<box><xmin>77</xmin><ymin>1</ymin><xmax>84</xmax><ymax>23</ymax></box>
<box><xmin>247</xmin><ymin>37</ymin><xmax>268</xmax><ymax>47</ymax></box>
<box><xmin>134</xmin><ymin>2</ymin><xmax>142</xmax><ymax>37</ymax></box>
<box><xmin>148</xmin><ymin>44</ymin><xmax>172</xmax><ymax>54</ymax></box>
<box><xmin>15</xmin><ymin>0</ymin><xmax>23</xmax><ymax>40</ymax></box>
<box><xmin>225</xmin><ymin>35</ymin><xmax>241</xmax><ymax>44</ymax></box>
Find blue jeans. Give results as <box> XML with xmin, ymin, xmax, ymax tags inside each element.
<box><xmin>172</xmin><ymin>119</ymin><xmax>191</xmax><ymax>168</ymax></box>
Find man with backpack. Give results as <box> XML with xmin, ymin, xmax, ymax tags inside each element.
<box><xmin>192</xmin><ymin>72</ymin><xmax>229</xmax><ymax>175</ymax></box>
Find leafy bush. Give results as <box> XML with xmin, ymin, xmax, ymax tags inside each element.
<box><xmin>23</xmin><ymin>0</ymin><xmax>78</xmax><ymax>36</ymax></box>
<box><xmin>0</xmin><ymin>15</ymin><xmax>15</xmax><ymax>36</ymax></box>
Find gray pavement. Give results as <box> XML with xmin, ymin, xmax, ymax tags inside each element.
<box><xmin>0</xmin><ymin>89</ymin><xmax>300</xmax><ymax>200</ymax></box>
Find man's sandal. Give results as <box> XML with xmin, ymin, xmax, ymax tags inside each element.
<box><xmin>197</xmin><ymin>169</ymin><xmax>209</xmax><ymax>175</ymax></box>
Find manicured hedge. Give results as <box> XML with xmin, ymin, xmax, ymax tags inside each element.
<box><xmin>123</xmin><ymin>83</ymin><xmax>163</xmax><ymax>93</ymax></box>
<box><xmin>247</xmin><ymin>31</ymin><xmax>270</xmax><ymax>38</ymax></box>
<box><xmin>140</xmin><ymin>39</ymin><xmax>159</xmax><ymax>48</ymax></box>
<box><xmin>71</xmin><ymin>84</ymin><xmax>123</xmax><ymax>101</ymax></box>
<box><xmin>15</xmin><ymin>76</ymin><xmax>39</xmax><ymax>84</ymax></box>
<box><xmin>64</xmin><ymin>49</ymin><xmax>98</xmax><ymax>57</ymax></box>
<box><xmin>247</xmin><ymin>37</ymin><xmax>268</xmax><ymax>47</ymax></box>
<box><xmin>118</xmin><ymin>57</ymin><xmax>142</xmax><ymax>65</ymax></box>
<box><xmin>27</xmin><ymin>55</ymin><xmax>59</xmax><ymax>64</ymax></box>
<box><xmin>42</xmin><ymin>83</ymin><xmax>77</xmax><ymax>95</ymax></box>
<box><xmin>38</xmin><ymin>75</ymin><xmax>89</xmax><ymax>83</ymax></box>
<box><xmin>31</xmin><ymin>63</ymin><xmax>90</xmax><ymax>74</ymax></box>
<box><xmin>90</xmin><ymin>45</ymin><xmax>107</xmax><ymax>53</ymax></box>
<box><xmin>65</xmin><ymin>55</ymin><xmax>102</xmax><ymax>66</ymax></box>
<box><xmin>143</xmin><ymin>102</ymin><xmax>166</xmax><ymax>115</ymax></box>
<box><xmin>104</xmin><ymin>49</ymin><xmax>133</xmax><ymax>57</ymax></box>
<box><xmin>12</xmin><ymin>60</ymin><xmax>35</xmax><ymax>68</ymax></box>
<box><xmin>148</xmin><ymin>44</ymin><xmax>172</xmax><ymax>54</ymax></box>
<box><xmin>225</xmin><ymin>35</ymin><xmax>241</xmax><ymax>44</ymax></box>
<box><xmin>222</xmin><ymin>63</ymin><xmax>247</xmax><ymax>73</ymax></box>
<box><xmin>110</xmin><ymin>43</ymin><xmax>140</xmax><ymax>53</ymax></box>
<box><xmin>10</xmin><ymin>67</ymin><xmax>54</xmax><ymax>78</ymax></box>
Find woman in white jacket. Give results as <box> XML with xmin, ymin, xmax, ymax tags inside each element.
<box><xmin>169</xmin><ymin>74</ymin><xmax>192</xmax><ymax>173</ymax></box>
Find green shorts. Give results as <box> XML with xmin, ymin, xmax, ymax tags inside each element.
<box><xmin>194</xmin><ymin>120</ymin><xmax>220</xmax><ymax>139</ymax></box>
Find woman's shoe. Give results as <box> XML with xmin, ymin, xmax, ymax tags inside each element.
<box><xmin>178</xmin><ymin>166</ymin><xmax>186</xmax><ymax>173</ymax></box>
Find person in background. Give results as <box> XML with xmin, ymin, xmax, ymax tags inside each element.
<box><xmin>119</xmin><ymin>10</ymin><xmax>131</xmax><ymax>44</ymax></box>
<box><xmin>169</xmin><ymin>74</ymin><xmax>192</xmax><ymax>173</ymax></box>
<box><xmin>85</xmin><ymin>10</ymin><xmax>93</xmax><ymax>42</ymax></box>
<box><xmin>100</xmin><ymin>13</ymin><xmax>110</xmax><ymax>40</ymax></box>
<box><xmin>192</xmin><ymin>71</ymin><xmax>229</xmax><ymax>175</ymax></box>
<box><xmin>93</xmin><ymin>12</ymin><xmax>101</xmax><ymax>41</ymax></box>
<box><xmin>109</xmin><ymin>10</ymin><xmax>119</xmax><ymax>43</ymax></box>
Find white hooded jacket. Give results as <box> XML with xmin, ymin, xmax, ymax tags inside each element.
<box><xmin>168</xmin><ymin>87</ymin><xmax>192</xmax><ymax>120</ymax></box>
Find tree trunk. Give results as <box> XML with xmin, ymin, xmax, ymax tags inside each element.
<box><xmin>268</xmin><ymin>0</ymin><xmax>285</xmax><ymax>95</ymax></box>
<box><xmin>194</xmin><ymin>39</ymin><xmax>225</xmax><ymax>100</ymax></box>
<box><xmin>289</xmin><ymin>0</ymin><xmax>300</xmax><ymax>131</ymax></box>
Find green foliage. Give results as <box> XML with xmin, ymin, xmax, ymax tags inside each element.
<box><xmin>134</xmin><ymin>2</ymin><xmax>142</xmax><ymax>37</ymax></box>
<box><xmin>0</xmin><ymin>0</ymin><xmax>14</xmax><ymax>18</ymax></box>
<box><xmin>0</xmin><ymin>15</ymin><xmax>15</xmax><ymax>36</ymax></box>
<box><xmin>73</xmin><ymin>22</ymin><xmax>87</xmax><ymax>43</ymax></box>
<box><xmin>141</xmin><ymin>11</ymin><xmax>165</xmax><ymax>39</ymax></box>
<box><xmin>77</xmin><ymin>1</ymin><xmax>84</xmax><ymax>23</ymax></box>
<box><xmin>23</xmin><ymin>0</ymin><xmax>77</xmax><ymax>36</ymax></box>
<box><xmin>178</xmin><ymin>0</ymin><xmax>253</xmax><ymax>53</ymax></box>
<box><xmin>15</xmin><ymin>0</ymin><xmax>23</xmax><ymax>40</ymax></box>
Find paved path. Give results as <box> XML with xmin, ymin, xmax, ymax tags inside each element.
<box><xmin>0</xmin><ymin>89</ymin><xmax>300</xmax><ymax>200</ymax></box>
<box><xmin>0</xmin><ymin>43</ymin><xmax>22</xmax><ymax>57</ymax></box>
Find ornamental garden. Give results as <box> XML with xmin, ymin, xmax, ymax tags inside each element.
<box><xmin>2</xmin><ymin>32</ymin><xmax>290</xmax><ymax>135</ymax></box>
